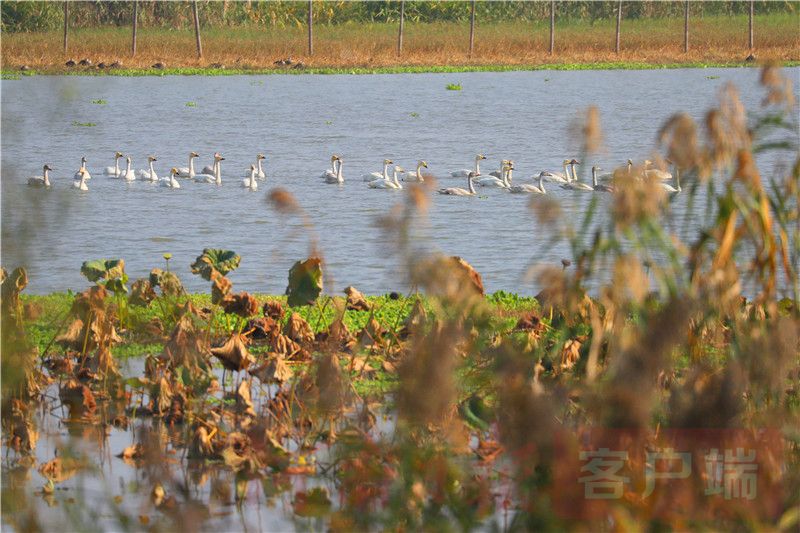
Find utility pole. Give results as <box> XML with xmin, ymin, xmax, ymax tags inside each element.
<box><xmin>397</xmin><ymin>0</ymin><xmax>405</xmax><ymax>55</ymax></box>
<box><xmin>193</xmin><ymin>1</ymin><xmax>203</xmax><ymax>58</ymax></box>
<box><xmin>131</xmin><ymin>1</ymin><xmax>138</xmax><ymax>57</ymax></box>
<box><xmin>469</xmin><ymin>1</ymin><xmax>476</xmax><ymax>58</ymax></box>
<box><xmin>549</xmin><ymin>1</ymin><xmax>555</xmax><ymax>55</ymax></box>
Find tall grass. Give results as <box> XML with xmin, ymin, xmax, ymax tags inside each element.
<box><xmin>3</xmin><ymin>14</ymin><xmax>798</xmax><ymax>71</ymax></box>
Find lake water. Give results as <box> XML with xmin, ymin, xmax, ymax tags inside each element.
<box><xmin>2</xmin><ymin>68</ymin><xmax>797</xmax><ymax>297</ymax></box>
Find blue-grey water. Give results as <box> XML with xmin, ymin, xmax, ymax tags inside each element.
<box><xmin>2</xmin><ymin>68</ymin><xmax>797</xmax><ymax>297</ymax></box>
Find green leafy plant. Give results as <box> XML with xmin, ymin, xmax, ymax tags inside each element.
<box><xmin>185</xmin><ymin>101</ymin><xmax>196</xmax><ymax>107</ymax></box>
<box><xmin>190</xmin><ymin>249</ymin><xmax>241</xmax><ymax>281</ymax></box>
<box><xmin>446</xmin><ymin>83</ymin><xmax>462</xmax><ymax>91</ymax></box>
<box><xmin>286</xmin><ymin>257</ymin><xmax>323</xmax><ymax>307</ymax></box>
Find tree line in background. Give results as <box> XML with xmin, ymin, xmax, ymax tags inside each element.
<box><xmin>2</xmin><ymin>0</ymin><xmax>795</xmax><ymax>33</ymax></box>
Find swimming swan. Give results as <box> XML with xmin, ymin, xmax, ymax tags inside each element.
<box><xmin>176</xmin><ymin>152</ymin><xmax>199</xmax><ymax>178</ymax></box>
<box><xmin>475</xmin><ymin>162</ymin><xmax>511</xmax><ymax>187</ymax></box>
<box><xmin>27</xmin><ymin>164</ymin><xmax>53</xmax><ymax>187</ymax></box>
<box><xmin>362</xmin><ymin>159</ymin><xmax>393</xmax><ymax>182</ymax></box>
<box><xmin>400</xmin><ymin>160</ymin><xmax>429</xmax><ymax>182</ymax></box>
<box><xmin>73</xmin><ymin>156</ymin><xmax>92</xmax><ymax>181</ymax></box>
<box><xmin>510</xmin><ymin>166</ymin><xmax>546</xmax><ymax>195</ymax></box>
<box><xmin>323</xmin><ymin>157</ymin><xmax>344</xmax><ymax>184</ymax></box>
<box><xmin>540</xmin><ymin>159</ymin><xmax>575</xmax><ymax>183</ymax></box>
<box><xmin>320</xmin><ymin>155</ymin><xmax>341</xmax><ymax>181</ymax></box>
<box><xmin>254</xmin><ymin>153</ymin><xmax>267</xmax><ymax>180</ymax></box>
<box><xmin>591</xmin><ymin>166</ymin><xmax>614</xmax><ymax>193</ymax></box>
<box><xmin>137</xmin><ymin>156</ymin><xmax>159</xmax><ymax>182</ymax></box>
<box><xmin>645</xmin><ymin>159</ymin><xmax>674</xmax><ymax>181</ymax></box>
<box><xmin>451</xmin><ymin>154</ymin><xmax>486</xmax><ymax>178</ymax></box>
<box><xmin>195</xmin><ymin>154</ymin><xmax>224</xmax><ymax>184</ymax></box>
<box><xmin>368</xmin><ymin>165</ymin><xmax>403</xmax><ymax>189</ymax></box>
<box><xmin>489</xmin><ymin>159</ymin><xmax>511</xmax><ymax>178</ymax></box>
<box><xmin>161</xmin><ymin>168</ymin><xmax>181</xmax><ymax>189</ymax></box>
<box><xmin>119</xmin><ymin>156</ymin><xmax>136</xmax><ymax>181</ymax></box>
<box><xmin>73</xmin><ymin>168</ymin><xmax>89</xmax><ymax>191</ymax></box>
<box><xmin>242</xmin><ymin>164</ymin><xmax>258</xmax><ymax>191</ymax></box>
<box><xmin>559</xmin><ymin>161</ymin><xmax>593</xmax><ymax>191</ymax></box>
<box><xmin>659</xmin><ymin>167</ymin><xmax>682</xmax><ymax>193</ymax></box>
<box><xmin>439</xmin><ymin>172</ymin><xmax>476</xmax><ymax>196</ymax></box>
<box><xmin>103</xmin><ymin>152</ymin><xmax>124</xmax><ymax>176</ymax></box>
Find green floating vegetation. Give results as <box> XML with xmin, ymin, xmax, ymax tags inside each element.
<box><xmin>410</xmin><ymin>112</ymin><xmax>420</xmax><ymax>118</ymax></box>
<box><xmin>446</xmin><ymin>82</ymin><xmax>462</xmax><ymax>91</ymax></box>
<box><xmin>91</xmin><ymin>99</ymin><xmax>107</xmax><ymax>104</ymax></box>
<box><xmin>72</xmin><ymin>121</ymin><xmax>97</xmax><ymax>127</ymax></box>
<box><xmin>706</xmin><ymin>75</ymin><xmax>721</xmax><ymax>79</ymax></box>
<box><xmin>185</xmin><ymin>101</ymin><xmax>197</xmax><ymax>107</ymax></box>
<box><xmin>1</xmin><ymin>73</ymin><xmax>22</xmax><ymax>80</ymax></box>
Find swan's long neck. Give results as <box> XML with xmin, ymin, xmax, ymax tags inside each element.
<box><xmin>215</xmin><ymin>160</ymin><xmax>222</xmax><ymax>184</ymax></box>
<box><xmin>563</xmin><ymin>161</ymin><xmax>571</xmax><ymax>181</ymax></box>
<box><xmin>416</xmin><ymin>163</ymin><xmax>424</xmax><ymax>180</ymax></box>
<box><xmin>627</xmin><ymin>161</ymin><xmax>632</xmax><ymax>175</ymax></box>
<box><xmin>539</xmin><ymin>173</ymin><xmax>545</xmax><ymax>193</ymax></box>
<box><xmin>570</xmin><ymin>163</ymin><xmax>578</xmax><ymax>183</ymax></box>
<box><xmin>675</xmin><ymin>168</ymin><xmax>681</xmax><ymax>192</ymax></box>
<box><xmin>592</xmin><ymin>168</ymin><xmax>598</xmax><ymax>187</ymax></box>
<box><xmin>474</xmin><ymin>158</ymin><xmax>481</xmax><ymax>175</ymax></box>
<box><xmin>125</xmin><ymin>158</ymin><xmax>132</xmax><ymax>174</ymax></box>
<box><xmin>189</xmin><ymin>157</ymin><xmax>195</xmax><ymax>176</ymax></box>
<box><xmin>114</xmin><ymin>157</ymin><xmax>120</xmax><ymax>174</ymax></box>
<box><xmin>336</xmin><ymin>159</ymin><xmax>343</xmax><ymax>182</ymax></box>
<box><xmin>393</xmin><ymin>169</ymin><xmax>400</xmax><ymax>187</ymax></box>
<box><xmin>382</xmin><ymin>162</ymin><xmax>389</xmax><ymax>180</ymax></box>
<box><xmin>81</xmin><ymin>159</ymin><xmax>86</xmax><ymax>171</ymax></box>
<box><xmin>249</xmin><ymin>168</ymin><xmax>256</xmax><ymax>188</ymax></box>
<box><xmin>257</xmin><ymin>158</ymin><xmax>264</xmax><ymax>176</ymax></box>
<box><xmin>468</xmin><ymin>176</ymin><xmax>475</xmax><ymax>195</ymax></box>
<box><xmin>149</xmin><ymin>160</ymin><xmax>156</xmax><ymax>179</ymax></box>
<box><xmin>44</xmin><ymin>168</ymin><xmax>51</xmax><ymax>187</ymax></box>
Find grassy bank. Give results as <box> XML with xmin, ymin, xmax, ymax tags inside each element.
<box><xmin>3</xmin><ymin>15</ymin><xmax>798</xmax><ymax>74</ymax></box>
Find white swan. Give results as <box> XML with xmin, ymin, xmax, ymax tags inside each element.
<box><xmin>645</xmin><ymin>160</ymin><xmax>674</xmax><ymax>181</ymax></box>
<box><xmin>362</xmin><ymin>159</ymin><xmax>393</xmax><ymax>182</ymax></box>
<box><xmin>73</xmin><ymin>168</ymin><xmax>89</xmax><ymax>191</ymax></box>
<box><xmin>323</xmin><ymin>157</ymin><xmax>344</xmax><ymax>184</ymax></box>
<box><xmin>439</xmin><ymin>172</ymin><xmax>476</xmax><ymax>196</ymax></box>
<box><xmin>118</xmin><ymin>156</ymin><xmax>136</xmax><ymax>181</ymax></box>
<box><xmin>660</xmin><ymin>168</ymin><xmax>682</xmax><ymax>193</ymax></box>
<box><xmin>510</xmin><ymin>166</ymin><xmax>547</xmax><ymax>195</ymax></box>
<box><xmin>320</xmin><ymin>155</ymin><xmax>341</xmax><ymax>181</ymax></box>
<box><xmin>560</xmin><ymin>161</ymin><xmax>594</xmax><ymax>191</ymax></box>
<box><xmin>103</xmin><ymin>152</ymin><xmax>124</xmax><ymax>176</ymax></box>
<box><xmin>451</xmin><ymin>154</ymin><xmax>486</xmax><ymax>178</ymax></box>
<box><xmin>475</xmin><ymin>162</ymin><xmax>511</xmax><ymax>187</ymax></box>
<box><xmin>242</xmin><ymin>164</ymin><xmax>258</xmax><ymax>191</ymax></box>
<box><xmin>591</xmin><ymin>166</ymin><xmax>614</xmax><ymax>193</ymax></box>
<box><xmin>73</xmin><ymin>156</ymin><xmax>91</xmax><ymax>181</ymax></box>
<box><xmin>489</xmin><ymin>159</ymin><xmax>511</xmax><ymax>178</ymax></box>
<box><xmin>160</xmin><ymin>168</ymin><xmax>181</xmax><ymax>189</ymax></box>
<box><xmin>176</xmin><ymin>152</ymin><xmax>199</xmax><ymax>178</ymax></box>
<box><xmin>195</xmin><ymin>154</ymin><xmax>224</xmax><ymax>184</ymax></box>
<box><xmin>400</xmin><ymin>160</ymin><xmax>428</xmax><ymax>182</ymax></box>
<box><xmin>200</xmin><ymin>153</ymin><xmax>223</xmax><ymax>175</ymax></box>
<box><xmin>540</xmin><ymin>159</ymin><xmax>575</xmax><ymax>183</ymax></box>
<box><xmin>136</xmin><ymin>156</ymin><xmax>159</xmax><ymax>182</ymax></box>
<box><xmin>368</xmin><ymin>165</ymin><xmax>403</xmax><ymax>189</ymax></box>
<box><xmin>254</xmin><ymin>153</ymin><xmax>267</xmax><ymax>180</ymax></box>
<box><xmin>27</xmin><ymin>164</ymin><xmax>53</xmax><ymax>187</ymax></box>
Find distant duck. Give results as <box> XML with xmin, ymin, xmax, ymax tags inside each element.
<box><xmin>73</xmin><ymin>156</ymin><xmax>91</xmax><ymax>181</ymax></box>
<box><xmin>137</xmin><ymin>156</ymin><xmax>159</xmax><ymax>182</ymax></box>
<box><xmin>176</xmin><ymin>152</ymin><xmax>199</xmax><ymax>178</ymax></box>
<box><xmin>242</xmin><ymin>164</ymin><xmax>258</xmax><ymax>191</ymax></box>
<box><xmin>439</xmin><ymin>172</ymin><xmax>477</xmax><ymax>196</ymax></box>
<box><xmin>27</xmin><ymin>164</ymin><xmax>53</xmax><ymax>187</ymax></box>
<box><xmin>103</xmin><ymin>152</ymin><xmax>124</xmax><ymax>176</ymax></box>
<box><xmin>73</xmin><ymin>168</ymin><xmax>89</xmax><ymax>191</ymax></box>
<box><xmin>451</xmin><ymin>154</ymin><xmax>487</xmax><ymax>178</ymax></box>
<box><xmin>161</xmin><ymin>168</ymin><xmax>181</xmax><ymax>189</ymax></box>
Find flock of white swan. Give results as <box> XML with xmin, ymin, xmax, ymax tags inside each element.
<box><xmin>26</xmin><ymin>152</ymin><xmax>682</xmax><ymax>196</ymax></box>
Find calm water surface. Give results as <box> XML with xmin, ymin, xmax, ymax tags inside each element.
<box><xmin>2</xmin><ymin>68</ymin><xmax>797</xmax><ymax>296</ymax></box>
